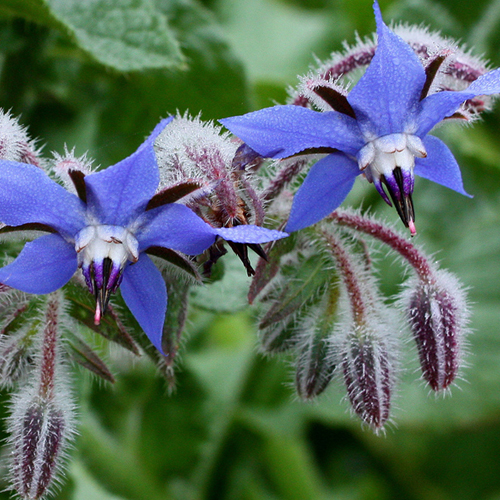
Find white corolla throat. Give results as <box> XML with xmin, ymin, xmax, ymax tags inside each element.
<box><xmin>75</xmin><ymin>225</ymin><xmax>139</xmax><ymax>323</ymax></box>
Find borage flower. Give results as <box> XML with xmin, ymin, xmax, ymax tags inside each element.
<box><xmin>0</xmin><ymin>118</ymin><xmax>286</xmax><ymax>353</ymax></box>
<box><xmin>220</xmin><ymin>1</ymin><xmax>500</xmax><ymax>234</ymax></box>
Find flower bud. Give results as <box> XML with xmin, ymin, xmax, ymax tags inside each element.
<box><xmin>155</xmin><ymin>113</ymin><xmax>267</xmax><ymax>275</ymax></box>
<box><xmin>341</xmin><ymin>326</ymin><xmax>394</xmax><ymax>431</ymax></box>
<box><xmin>9</xmin><ymin>398</ymin><xmax>69</xmax><ymax>500</ymax></box>
<box><xmin>50</xmin><ymin>146</ymin><xmax>94</xmax><ymax>196</ymax></box>
<box><xmin>403</xmin><ymin>270</ymin><xmax>469</xmax><ymax>391</ymax></box>
<box><xmin>295</xmin><ymin>284</ymin><xmax>340</xmax><ymax>400</ymax></box>
<box><xmin>0</xmin><ymin>110</ymin><xmax>41</xmax><ymax>165</ymax></box>
<box><xmin>7</xmin><ymin>293</ymin><xmax>75</xmax><ymax>499</ymax></box>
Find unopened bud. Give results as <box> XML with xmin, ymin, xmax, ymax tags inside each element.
<box><xmin>7</xmin><ymin>293</ymin><xmax>75</xmax><ymax>499</ymax></box>
<box><xmin>11</xmin><ymin>400</ymin><xmax>67</xmax><ymax>500</ymax></box>
<box><xmin>259</xmin><ymin>315</ymin><xmax>298</xmax><ymax>354</ymax></box>
<box><xmin>51</xmin><ymin>147</ymin><xmax>94</xmax><ymax>197</ymax></box>
<box><xmin>0</xmin><ymin>325</ymin><xmax>34</xmax><ymax>386</ymax></box>
<box><xmin>295</xmin><ymin>284</ymin><xmax>340</xmax><ymax>400</ymax></box>
<box><xmin>0</xmin><ymin>110</ymin><xmax>41</xmax><ymax>166</ymax></box>
<box><xmin>341</xmin><ymin>325</ymin><xmax>395</xmax><ymax>431</ymax></box>
<box><xmin>403</xmin><ymin>270</ymin><xmax>469</xmax><ymax>391</ymax></box>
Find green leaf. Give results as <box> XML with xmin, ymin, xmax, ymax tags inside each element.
<box><xmin>0</xmin><ymin>0</ymin><xmax>185</xmax><ymax>71</ymax></box>
<box><xmin>0</xmin><ymin>0</ymin><xmax>54</xmax><ymax>26</ymax></box>
<box><xmin>190</xmin><ymin>252</ymin><xmax>252</xmax><ymax>313</ymax></box>
<box><xmin>71</xmin><ymin>460</ymin><xmax>128</xmax><ymax>500</ymax></box>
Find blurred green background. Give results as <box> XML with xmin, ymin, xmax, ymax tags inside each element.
<box><xmin>1</xmin><ymin>0</ymin><xmax>500</xmax><ymax>499</ymax></box>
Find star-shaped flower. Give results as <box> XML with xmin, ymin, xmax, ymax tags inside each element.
<box><xmin>0</xmin><ymin>118</ymin><xmax>286</xmax><ymax>353</ymax></box>
<box><xmin>220</xmin><ymin>1</ymin><xmax>500</xmax><ymax>234</ymax></box>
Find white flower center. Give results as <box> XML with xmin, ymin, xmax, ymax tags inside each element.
<box><xmin>357</xmin><ymin>133</ymin><xmax>427</xmax><ymax>181</ymax></box>
<box><xmin>74</xmin><ymin>225</ymin><xmax>140</xmax><ymax>324</ymax></box>
<box><xmin>75</xmin><ymin>225</ymin><xmax>139</xmax><ymax>269</ymax></box>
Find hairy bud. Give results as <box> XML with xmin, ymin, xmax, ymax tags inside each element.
<box><xmin>340</xmin><ymin>323</ymin><xmax>395</xmax><ymax>431</ymax></box>
<box><xmin>7</xmin><ymin>293</ymin><xmax>75</xmax><ymax>500</ymax></box>
<box><xmin>50</xmin><ymin>147</ymin><xmax>94</xmax><ymax>196</ymax></box>
<box><xmin>9</xmin><ymin>398</ymin><xmax>69</xmax><ymax>500</ymax></box>
<box><xmin>295</xmin><ymin>283</ymin><xmax>340</xmax><ymax>400</ymax></box>
<box><xmin>155</xmin><ymin>113</ymin><xmax>267</xmax><ymax>275</ymax></box>
<box><xmin>402</xmin><ymin>270</ymin><xmax>469</xmax><ymax>391</ymax></box>
<box><xmin>0</xmin><ymin>110</ymin><xmax>42</xmax><ymax>166</ymax></box>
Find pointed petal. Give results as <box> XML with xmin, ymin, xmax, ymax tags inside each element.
<box><xmin>0</xmin><ymin>161</ymin><xmax>85</xmax><ymax>238</ymax></box>
<box><xmin>285</xmin><ymin>153</ymin><xmax>360</xmax><ymax>232</ymax></box>
<box><xmin>415</xmin><ymin>135</ymin><xmax>471</xmax><ymax>197</ymax></box>
<box><xmin>0</xmin><ymin>234</ymin><xmax>77</xmax><ymax>294</ymax></box>
<box><xmin>85</xmin><ymin>117</ymin><xmax>174</xmax><ymax>226</ymax></box>
<box><xmin>120</xmin><ymin>254</ymin><xmax>167</xmax><ymax>354</ymax></box>
<box><xmin>416</xmin><ymin>68</ymin><xmax>500</xmax><ymax>136</ymax></box>
<box><xmin>215</xmin><ymin>225</ymin><xmax>288</xmax><ymax>244</ymax></box>
<box><xmin>348</xmin><ymin>2</ymin><xmax>426</xmax><ymax>136</ymax></box>
<box><xmin>136</xmin><ymin>204</ymin><xmax>217</xmax><ymax>255</ymax></box>
<box><xmin>220</xmin><ymin>105</ymin><xmax>363</xmax><ymax>158</ymax></box>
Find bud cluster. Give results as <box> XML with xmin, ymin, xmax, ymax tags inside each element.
<box><xmin>154</xmin><ymin>113</ymin><xmax>268</xmax><ymax>275</ymax></box>
<box><xmin>0</xmin><ymin>110</ymin><xmax>43</xmax><ymax>167</ymax></box>
<box><xmin>251</xmin><ymin>209</ymin><xmax>469</xmax><ymax>430</ymax></box>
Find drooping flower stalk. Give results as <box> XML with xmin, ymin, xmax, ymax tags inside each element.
<box><xmin>320</xmin><ymin>229</ymin><xmax>395</xmax><ymax>430</ymax></box>
<box><xmin>261</xmin><ymin>157</ymin><xmax>309</xmax><ymax>203</ymax></box>
<box><xmin>9</xmin><ymin>293</ymin><xmax>75</xmax><ymax>500</ymax></box>
<box><xmin>330</xmin><ymin>209</ymin><xmax>433</xmax><ymax>280</ymax></box>
<box><xmin>330</xmin><ymin>209</ymin><xmax>469</xmax><ymax>391</ymax></box>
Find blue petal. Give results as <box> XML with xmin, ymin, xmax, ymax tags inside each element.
<box><xmin>0</xmin><ymin>161</ymin><xmax>86</xmax><ymax>238</ymax></box>
<box><xmin>285</xmin><ymin>153</ymin><xmax>360</xmax><ymax>232</ymax></box>
<box><xmin>215</xmin><ymin>225</ymin><xmax>288</xmax><ymax>243</ymax></box>
<box><xmin>136</xmin><ymin>204</ymin><xmax>217</xmax><ymax>255</ymax></box>
<box><xmin>0</xmin><ymin>234</ymin><xmax>77</xmax><ymax>294</ymax></box>
<box><xmin>220</xmin><ymin>105</ymin><xmax>363</xmax><ymax>158</ymax></box>
<box><xmin>415</xmin><ymin>135</ymin><xmax>471</xmax><ymax>197</ymax></box>
<box><xmin>348</xmin><ymin>1</ymin><xmax>426</xmax><ymax>136</ymax></box>
<box><xmin>85</xmin><ymin>117</ymin><xmax>174</xmax><ymax>226</ymax></box>
<box><xmin>120</xmin><ymin>253</ymin><xmax>167</xmax><ymax>354</ymax></box>
<box><xmin>416</xmin><ymin>68</ymin><xmax>500</xmax><ymax>136</ymax></box>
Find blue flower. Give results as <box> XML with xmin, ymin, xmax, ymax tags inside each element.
<box><xmin>220</xmin><ymin>1</ymin><xmax>500</xmax><ymax>234</ymax></box>
<box><xmin>0</xmin><ymin>118</ymin><xmax>286</xmax><ymax>353</ymax></box>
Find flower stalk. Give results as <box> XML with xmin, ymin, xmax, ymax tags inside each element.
<box><xmin>9</xmin><ymin>292</ymin><xmax>75</xmax><ymax>500</ymax></box>
<box><xmin>330</xmin><ymin>209</ymin><xmax>469</xmax><ymax>391</ymax></box>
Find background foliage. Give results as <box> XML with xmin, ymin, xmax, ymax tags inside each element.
<box><xmin>1</xmin><ymin>0</ymin><xmax>500</xmax><ymax>498</ymax></box>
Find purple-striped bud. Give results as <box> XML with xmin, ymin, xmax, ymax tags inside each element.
<box><xmin>6</xmin><ymin>293</ymin><xmax>75</xmax><ymax>499</ymax></box>
<box><xmin>403</xmin><ymin>270</ymin><xmax>469</xmax><ymax>391</ymax></box>
<box><xmin>340</xmin><ymin>325</ymin><xmax>395</xmax><ymax>431</ymax></box>
<box><xmin>9</xmin><ymin>398</ymin><xmax>68</xmax><ymax>500</ymax></box>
